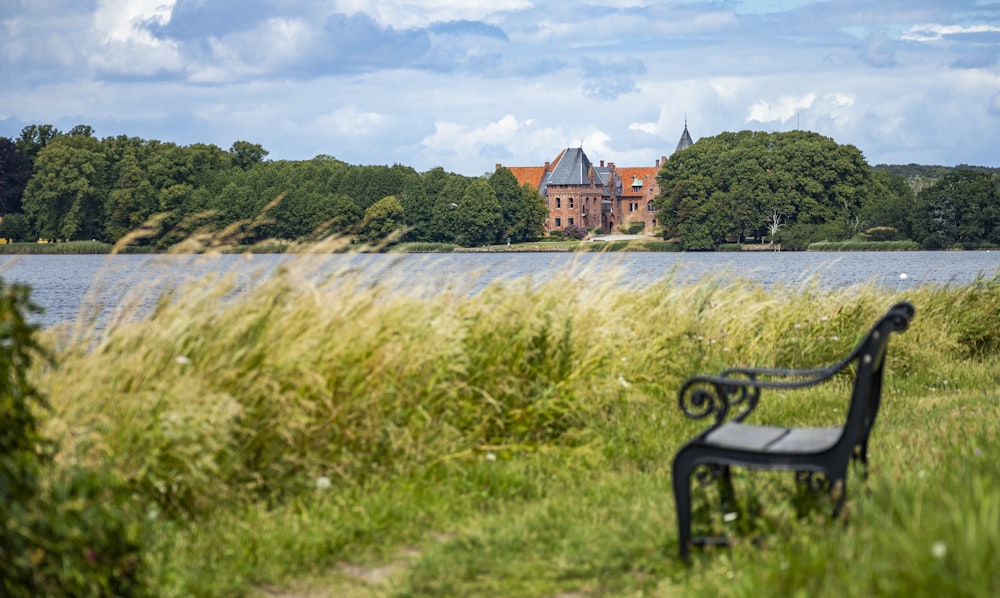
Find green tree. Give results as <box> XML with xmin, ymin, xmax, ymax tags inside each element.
<box><xmin>329</xmin><ymin>193</ymin><xmax>364</xmax><ymax>233</ymax></box>
<box><xmin>229</xmin><ymin>141</ymin><xmax>269</xmax><ymax>170</ymax></box>
<box><xmin>520</xmin><ymin>182</ymin><xmax>548</xmax><ymax>240</ymax></box>
<box><xmin>0</xmin><ymin>213</ymin><xmax>34</xmax><ymax>241</ymax></box>
<box><xmin>22</xmin><ymin>134</ymin><xmax>108</xmax><ymax>240</ymax></box>
<box><xmin>104</xmin><ymin>152</ymin><xmax>158</xmax><ymax>240</ymax></box>
<box><xmin>912</xmin><ymin>170</ymin><xmax>1000</xmax><ymax>248</ymax></box>
<box><xmin>399</xmin><ymin>176</ymin><xmax>433</xmax><ymax>242</ymax></box>
<box><xmin>360</xmin><ymin>195</ymin><xmax>405</xmax><ymax>243</ymax></box>
<box><xmin>488</xmin><ymin>167</ymin><xmax>546</xmax><ymax>242</ymax></box>
<box><xmin>16</xmin><ymin>124</ymin><xmax>61</xmax><ymax>162</ymax></box>
<box><xmin>0</xmin><ymin>138</ymin><xmax>33</xmax><ymax>214</ymax></box>
<box><xmin>656</xmin><ymin>130</ymin><xmax>887</xmax><ymax>249</ymax></box>
<box><xmin>453</xmin><ymin>179</ymin><xmax>502</xmax><ymax>247</ymax></box>
<box><xmin>429</xmin><ymin>175</ymin><xmax>470</xmax><ymax>243</ymax></box>
<box><xmin>859</xmin><ymin>170</ymin><xmax>916</xmax><ymax>239</ymax></box>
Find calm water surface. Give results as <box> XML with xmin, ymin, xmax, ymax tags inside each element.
<box><xmin>1</xmin><ymin>251</ymin><xmax>997</xmax><ymax>329</ymax></box>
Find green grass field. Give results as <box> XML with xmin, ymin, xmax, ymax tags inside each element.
<box><xmin>27</xmin><ymin>245</ymin><xmax>1000</xmax><ymax>597</ymax></box>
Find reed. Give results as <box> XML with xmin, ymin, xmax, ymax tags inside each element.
<box><xmin>808</xmin><ymin>240</ymin><xmax>922</xmax><ymax>251</ymax></box>
<box><xmin>0</xmin><ymin>240</ymin><xmax>117</xmax><ymax>254</ymax></box>
<box><xmin>26</xmin><ymin>248</ymin><xmax>1000</xmax><ymax>596</ymax></box>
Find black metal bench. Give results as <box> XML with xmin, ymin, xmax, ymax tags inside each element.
<box><xmin>672</xmin><ymin>301</ymin><xmax>915</xmax><ymax>559</ymax></box>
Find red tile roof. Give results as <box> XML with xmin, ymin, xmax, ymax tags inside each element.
<box><xmin>615</xmin><ymin>166</ymin><xmax>659</xmax><ymax>197</ymax></box>
<box><xmin>506</xmin><ymin>166</ymin><xmax>546</xmax><ymax>191</ymax></box>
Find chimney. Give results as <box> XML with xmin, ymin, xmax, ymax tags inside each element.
<box><xmin>655</xmin><ymin>158</ymin><xmax>660</xmax><ymax>168</ymax></box>
<box><xmin>608</xmin><ymin>162</ymin><xmax>615</xmax><ymax>170</ymax></box>
<box><xmin>600</xmin><ymin>160</ymin><xmax>605</xmax><ymax>167</ymax></box>
<box><xmin>544</xmin><ymin>161</ymin><xmax>550</xmax><ymax>171</ymax></box>
<box><xmin>495</xmin><ymin>163</ymin><xmax>502</xmax><ymax>171</ymax></box>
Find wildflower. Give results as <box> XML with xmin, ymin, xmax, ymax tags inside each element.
<box><xmin>931</xmin><ymin>541</ymin><xmax>947</xmax><ymax>559</ymax></box>
<box><xmin>175</xmin><ymin>355</ymin><xmax>191</xmax><ymax>365</ymax></box>
<box><xmin>315</xmin><ymin>476</ymin><xmax>331</xmax><ymax>490</ymax></box>
<box><xmin>723</xmin><ymin>512</ymin><xmax>739</xmax><ymax>523</ymax></box>
<box><xmin>485</xmin><ymin>452</ymin><xmax>497</xmax><ymax>462</ymax></box>
<box><xmin>618</xmin><ymin>375</ymin><xmax>629</xmax><ymax>388</ymax></box>
<box><xmin>820</xmin><ymin>316</ymin><xmax>829</xmax><ymax>322</ymax></box>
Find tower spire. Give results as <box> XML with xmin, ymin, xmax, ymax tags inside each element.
<box><xmin>674</xmin><ymin>119</ymin><xmax>693</xmax><ymax>154</ymax></box>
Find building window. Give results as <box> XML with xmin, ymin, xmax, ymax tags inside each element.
<box><xmin>555</xmin><ymin>217</ymin><xmax>562</xmax><ymax>227</ymax></box>
<box><xmin>556</xmin><ymin>198</ymin><xmax>561</xmax><ymax>209</ymax></box>
<box><xmin>569</xmin><ymin>198</ymin><xmax>574</xmax><ymax>209</ymax></box>
<box><xmin>568</xmin><ymin>218</ymin><xmax>574</xmax><ymax>226</ymax></box>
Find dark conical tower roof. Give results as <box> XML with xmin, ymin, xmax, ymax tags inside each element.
<box><xmin>674</xmin><ymin>121</ymin><xmax>693</xmax><ymax>154</ymax></box>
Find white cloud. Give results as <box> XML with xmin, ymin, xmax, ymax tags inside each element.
<box><xmin>629</xmin><ymin>121</ymin><xmax>657</xmax><ymax>135</ymax></box>
<box><xmin>89</xmin><ymin>0</ymin><xmax>182</xmax><ymax>75</ymax></box>
<box><xmin>746</xmin><ymin>93</ymin><xmax>816</xmax><ymax>123</ymax></box>
<box><xmin>93</xmin><ymin>0</ymin><xmax>176</xmax><ymax>42</ymax></box>
<box><xmin>330</xmin><ymin>0</ymin><xmax>531</xmax><ymax>29</ymax></box>
<box><xmin>902</xmin><ymin>24</ymin><xmax>1000</xmax><ymax>42</ymax></box>
<box><xmin>317</xmin><ymin>107</ymin><xmax>387</xmax><ymax>137</ymax></box>
<box><xmin>827</xmin><ymin>93</ymin><xmax>854</xmax><ymax>108</ymax></box>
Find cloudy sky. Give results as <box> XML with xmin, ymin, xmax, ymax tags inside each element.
<box><xmin>2</xmin><ymin>0</ymin><xmax>998</xmax><ymax>175</ymax></box>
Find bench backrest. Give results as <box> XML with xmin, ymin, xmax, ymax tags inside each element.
<box><xmin>840</xmin><ymin>301</ymin><xmax>914</xmax><ymax>454</ymax></box>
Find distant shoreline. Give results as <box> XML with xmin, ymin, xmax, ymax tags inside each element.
<box><xmin>0</xmin><ymin>239</ymin><xmax>995</xmax><ymax>256</ymax></box>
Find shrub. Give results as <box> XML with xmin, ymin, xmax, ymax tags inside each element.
<box><xmin>0</xmin><ymin>279</ymin><xmax>149</xmax><ymax>597</ymax></box>
<box><xmin>562</xmin><ymin>224</ymin><xmax>588</xmax><ymax>240</ymax></box>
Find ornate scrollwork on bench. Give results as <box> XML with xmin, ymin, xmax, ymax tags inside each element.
<box><xmin>678</xmin><ymin>373</ymin><xmax>761</xmax><ymax>426</ymax></box>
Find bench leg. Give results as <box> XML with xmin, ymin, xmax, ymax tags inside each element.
<box><xmin>672</xmin><ymin>452</ymin><xmax>694</xmax><ymax>560</ymax></box>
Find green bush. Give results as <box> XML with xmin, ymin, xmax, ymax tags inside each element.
<box><xmin>0</xmin><ymin>279</ymin><xmax>149</xmax><ymax>597</ymax></box>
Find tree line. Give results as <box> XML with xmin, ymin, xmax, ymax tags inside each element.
<box><xmin>654</xmin><ymin>129</ymin><xmax>1000</xmax><ymax>250</ymax></box>
<box><xmin>0</xmin><ymin>124</ymin><xmax>547</xmax><ymax>248</ymax></box>
<box><xmin>2</xmin><ymin>124</ymin><xmax>997</xmax><ymax>250</ymax></box>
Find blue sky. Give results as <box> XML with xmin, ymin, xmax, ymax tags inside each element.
<box><xmin>2</xmin><ymin>0</ymin><xmax>998</xmax><ymax>175</ymax></box>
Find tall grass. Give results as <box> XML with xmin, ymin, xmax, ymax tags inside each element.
<box><xmin>27</xmin><ymin>246</ymin><xmax>1000</xmax><ymax>596</ymax></box>
<box><xmin>0</xmin><ymin>241</ymin><xmax>119</xmax><ymax>254</ymax></box>
<box><xmin>808</xmin><ymin>240</ymin><xmax>922</xmax><ymax>251</ymax></box>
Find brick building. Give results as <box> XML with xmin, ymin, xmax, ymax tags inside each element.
<box><xmin>499</xmin><ymin>123</ymin><xmax>694</xmax><ymax>235</ymax></box>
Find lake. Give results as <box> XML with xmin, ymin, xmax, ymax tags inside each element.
<box><xmin>1</xmin><ymin>250</ymin><xmax>998</xmax><ymax>329</ymax></box>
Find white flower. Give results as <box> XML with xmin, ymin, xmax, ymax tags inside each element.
<box><xmin>931</xmin><ymin>541</ymin><xmax>947</xmax><ymax>559</ymax></box>
<box><xmin>618</xmin><ymin>375</ymin><xmax>629</xmax><ymax>388</ymax></box>
<box><xmin>315</xmin><ymin>476</ymin><xmax>332</xmax><ymax>490</ymax></box>
<box><xmin>175</xmin><ymin>355</ymin><xmax>191</xmax><ymax>365</ymax></box>
<box><xmin>723</xmin><ymin>512</ymin><xmax>739</xmax><ymax>523</ymax></box>
<box><xmin>485</xmin><ymin>452</ymin><xmax>497</xmax><ymax>462</ymax></box>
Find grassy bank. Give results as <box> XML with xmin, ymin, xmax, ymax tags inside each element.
<box><xmin>808</xmin><ymin>240</ymin><xmax>923</xmax><ymax>251</ymax></box>
<box><xmin>27</xmin><ymin>252</ymin><xmax>1000</xmax><ymax>596</ymax></box>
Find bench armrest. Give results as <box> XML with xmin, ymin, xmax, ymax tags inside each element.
<box><xmin>678</xmin><ymin>359</ymin><xmax>849</xmax><ymax>427</ymax></box>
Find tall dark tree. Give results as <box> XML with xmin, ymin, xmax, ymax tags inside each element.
<box><xmin>488</xmin><ymin>167</ymin><xmax>537</xmax><ymax>242</ymax></box>
<box><xmin>453</xmin><ymin>179</ymin><xmax>502</xmax><ymax>247</ymax></box>
<box><xmin>429</xmin><ymin>175</ymin><xmax>470</xmax><ymax>242</ymax></box>
<box><xmin>0</xmin><ymin>138</ymin><xmax>33</xmax><ymax>214</ymax></box>
<box><xmin>399</xmin><ymin>176</ymin><xmax>432</xmax><ymax>242</ymax></box>
<box><xmin>912</xmin><ymin>170</ymin><xmax>1000</xmax><ymax>248</ymax></box>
